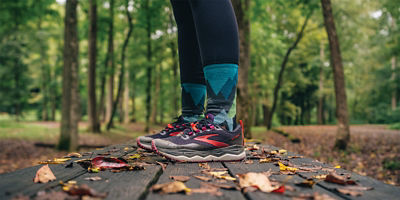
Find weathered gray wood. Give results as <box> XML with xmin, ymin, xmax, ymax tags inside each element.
<box><xmin>146</xmin><ymin>162</ymin><xmax>246</xmax><ymax>200</ymax></box>
<box><xmin>223</xmin><ymin>160</ymin><xmax>343</xmax><ymax>200</ymax></box>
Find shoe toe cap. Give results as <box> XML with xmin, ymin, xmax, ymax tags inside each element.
<box><xmin>138</xmin><ymin>136</ymin><xmax>153</xmax><ymax>143</ymax></box>
<box><xmin>153</xmin><ymin>139</ymin><xmax>177</xmax><ymax>149</ymax></box>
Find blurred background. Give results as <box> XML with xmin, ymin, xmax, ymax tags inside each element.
<box><xmin>0</xmin><ymin>0</ymin><xmax>399</xmax><ymax>186</ymax></box>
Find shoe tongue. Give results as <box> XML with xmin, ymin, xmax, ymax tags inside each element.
<box><xmin>205</xmin><ymin>113</ymin><xmax>215</xmax><ymax>122</ymax></box>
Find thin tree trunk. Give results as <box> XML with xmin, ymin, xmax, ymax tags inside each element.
<box><xmin>392</xmin><ymin>56</ymin><xmax>397</xmax><ymax>110</ymax></box>
<box><xmin>144</xmin><ymin>0</ymin><xmax>152</xmax><ymax>132</ymax></box>
<box><xmin>317</xmin><ymin>41</ymin><xmax>325</xmax><ymax>124</ymax></box>
<box><xmin>105</xmin><ymin>0</ymin><xmax>114</xmax><ymax>125</ymax></box>
<box><xmin>38</xmin><ymin>20</ymin><xmax>49</xmax><ymax>121</ymax></box>
<box><xmin>88</xmin><ymin>0</ymin><xmax>100</xmax><ymax>133</ymax></box>
<box><xmin>130</xmin><ymin>80</ymin><xmax>136</xmax><ymax>122</ymax></box>
<box><xmin>123</xmin><ymin>65</ymin><xmax>130</xmax><ymax>124</ymax></box>
<box><xmin>232</xmin><ymin>0</ymin><xmax>252</xmax><ymax>138</ymax></box>
<box><xmin>321</xmin><ymin>0</ymin><xmax>350</xmax><ymax>150</ymax></box>
<box><xmin>267</xmin><ymin>9</ymin><xmax>313</xmax><ymax>129</ymax></box>
<box><xmin>107</xmin><ymin>0</ymin><xmax>133</xmax><ymax>130</ymax></box>
<box><xmin>151</xmin><ymin>64</ymin><xmax>160</xmax><ymax>124</ymax></box>
<box><xmin>59</xmin><ymin>0</ymin><xmax>79</xmax><ymax>151</ymax></box>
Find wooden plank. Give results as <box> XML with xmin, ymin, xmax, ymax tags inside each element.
<box><xmin>261</xmin><ymin>144</ymin><xmax>400</xmax><ymax>200</ymax></box>
<box><xmin>146</xmin><ymin>162</ymin><xmax>246</xmax><ymax>200</ymax></box>
<box><xmin>223</xmin><ymin>160</ymin><xmax>343</xmax><ymax>200</ymax></box>
<box><xmin>0</xmin><ymin>143</ymin><xmax>138</xmax><ymax>199</ymax></box>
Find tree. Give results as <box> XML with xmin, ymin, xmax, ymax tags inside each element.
<box><xmin>232</xmin><ymin>0</ymin><xmax>252</xmax><ymax>138</ymax></box>
<box><xmin>321</xmin><ymin>0</ymin><xmax>350</xmax><ymax>150</ymax></box>
<box><xmin>88</xmin><ymin>0</ymin><xmax>100</xmax><ymax>133</ymax></box>
<box><xmin>58</xmin><ymin>0</ymin><xmax>80</xmax><ymax>151</ymax></box>
<box><xmin>144</xmin><ymin>0</ymin><xmax>153</xmax><ymax>132</ymax></box>
<box><xmin>104</xmin><ymin>0</ymin><xmax>115</xmax><ymax>124</ymax></box>
<box><xmin>107</xmin><ymin>0</ymin><xmax>134</xmax><ymax>130</ymax></box>
<box><xmin>266</xmin><ymin>8</ymin><xmax>313</xmax><ymax>129</ymax></box>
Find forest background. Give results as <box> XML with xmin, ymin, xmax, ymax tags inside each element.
<box><xmin>0</xmin><ymin>0</ymin><xmax>399</xmax><ymax>185</ymax></box>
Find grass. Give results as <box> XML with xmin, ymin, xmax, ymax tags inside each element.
<box><xmin>0</xmin><ymin>120</ymin><xmax>58</xmax><ymax>141</ymax></box>
<box><xmin>389</xmin><ymin>122</ymin><xmax>400</xmax><ymax>130</ymax></box>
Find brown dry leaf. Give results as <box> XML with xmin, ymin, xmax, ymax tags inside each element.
<box><xmin>205</xmin><ymin>171</ymin><xmax>236</xmax><ymax>181</ymax></box>
<box><xmin>295</xmin><ymin>179</ymin><xmax>316</xmax><ymax>188</ymax></box>
<box><xmin>170</xmin><ymin>176</ymin><xmax>190</xmax><ymax>182</ymax></box>
<box><xmin>237</xmin><ymin>172</ymin><xmax>278</xmax><ymax>193</ymax></box>
<box><xmin>344</xmin><ymin>186</ymin><xmax>373</xmax><ymax>191</ymax></box>
<box><xmin>259</xmin><ymin>158</ymin><xmax>272</xmax><ymax>163</ymax></box>
<box><xmin>66</xmin><ymin>153</ymin><xmax>82</xmax><ymax>158</ymax></box>
<box><xmin>33</xmin><ymin>165</ymin><xmax>56</xmax><ymax>183</ymax></box>
<box><xmin>84</xmin><ymin>176</ymin><xmax>102</xmax><ymax>181</ymax></box>
<box><xmin>156</xmin><ymin>161</ymin><xmax>167</xmax><ymax>171</ymax></box>
<box><xmin>245</xmin><ymin>160</ymin><xmax>253</xmax><ymax>164</ymax></box>
<box><xmin>198</xmin><ymin>163</ymin><xmax>210</xmax><ymax>170</ymax></box>
<box><xmin>325</xmin><ymin>173</ymin><xmax>356</xmax><ymax>185</ymax></box>
<box><xmin>151</xmin><ymin>181</ymin><xmax>191</xmax><ymax>194</ymax></box>
<box><xmin>193</xmin><ymin>175</ymin><xmax>212</xmax><ymax>182</ymax></box>
<box><xmin>62</xmin><ymin>182</ymin><xmax>107</xmax><ymax>198</ymax></box>
<box><xmin>190</xmin><ymin>183</ymin><xmax>223</xmax><ymax>196</ymax></box>
<box><xmin>336</xmin><ymin>188</ymin><xmax>363</xmax><ymax>196</ymax></box>
<box><xmin>288</xmin><ymin>155</ymin><xmax>304</xmax><ymax>159</ymax></box>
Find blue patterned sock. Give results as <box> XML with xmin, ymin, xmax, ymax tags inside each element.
<box><xmin>181</xmin><ymin>83</ymin><xmax>206</xmax><ymax>122</ymax></box>
<box><xmin>204</xmin><ymin>64</ymin><xmax>238</xmax><ymax>131</ymax></box>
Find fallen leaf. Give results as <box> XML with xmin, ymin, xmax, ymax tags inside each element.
<box><xmin>278</xmin><ymin>149</ymin><xmax>287</xmax><ymax>154</ymax></box>
<box><xmin>237</xmin><ymin>172</ymin><xmax>278</xmax><ymax>193</ymax></box>
<box><xmin>204</xmin><ymin>171</ymin><xmax>236</xmax><ymax>181</ymax></box>
<box><xmin>91</xmin><ymin>157</ymin><xmax>128</xmax><ymax>170</ymax></box>
<box><xmin>313</xmin><ymin>174</ymin><xmax>328</xmax><ymax>179</ymax></box>
<box><xmin>245</xmin><ymin>160</ymin><xmax>254</xmax><ymax>164</ymax></box>
<box><xmin>62</xmin><ymin>181</ymin><xmax>107</xmax><ymax>198</ymax></box>
<box><xmin>278</xmin><ymin>162</ymin><xmax>298</xmax><ymax>173</ymax></box>
<box><xmin>288</xmin><ymin>155</ymin><xmax>304</xmax><ymax>159</ymax></box>
<box><xmin>325</xmin><ymin>173</ymin><xmax>356</xmax><ymax>185</ymax></box>
<box><xmin>344</xmin><ymin>186</ymin><xmax>373</xmax><ymax>191</ymax></box>
<box><xmin>198</xmin><ymin>163</ymin><xmax>210</xmax><ymax>170</ymax></box>
<box><xmin>128</xmin><ymin>154</ymin><xmax>141</xmax><ymax>159</ymax></box>
<box><xmin>156</xmin><ymin>161</ymin><xmax>167</xmax><ymax>171</ymax></box>
<box><xmin>151</xmin><ymin>181</ymin><xmax>191</xmax><ymax>194</ymax></box>
<box><xmin>334</xmin><ymin>165</ymin><xmax>341</xmax><ymax>168</ymax></box>
<box><xmin>34</xmin><ymin>190</ymin><xmax>71</xmax><ymax>200</ymax></box>
<box><xmin>259</xmin><ymin>158</ymin><xmax>272</xmax><ymax>163</ymax></box>
<box><xmin>66</xmin><ymin>153</ymin><xmax>82</xmax><ymax>158</ymax></box>
<box><xmin>191</xmin><ymin>183</ymin><xmax>222</xmax><ymax>196</ymax></box>
<box><xmin>193</xmin><ymin>175</ymin><xmax>212</xmax><ymax>182</ymax></box>
<box><xmin>205</xmin><ymin>182</ymin><xmax>238</xmax><ymax>190</ymax></box>
<box><xmin>170</xmin><ymin>176</ymin><xmax>190</xmax><ymax>182</ymax></box>
<box><xmin>272</xmin><ymin>185</ymin><xmax>285</xmax><ymax>194</ymax></box>
<box><xmin>336</xmin><ymin>188</ymin><xmax>362</xmax><ymax>196</ymax></box>
<box><xmin>39</xmin><ymin>158</ymin><xmax>71</xmax><ymax>164</ymax></box>
<box><xmin>84</xmin><ymin>176</ymin><xmax>102</xmax><ymax>181</ymax></box>
<box><xmin>296</xmin><ymin>179</ymin><xmax>316</xmax><ymax>188</ymax></box>
<box><xmin>33</xmin><ymin>165</ymin><xmax>56</xmax><ymax>183</ymax></box>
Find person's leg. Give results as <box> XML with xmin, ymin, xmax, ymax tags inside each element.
<box><xmin>170</xmin><ymin>0</ymin><xmax>206</xmax><ymax>122</ymax></box>
<box><xmin>188</xmin><ymin>0</ymin><xmax>239</xmax><ymax>130</ymax></box>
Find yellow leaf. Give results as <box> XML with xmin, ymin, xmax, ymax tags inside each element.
<box><xmin>220</xmin><ymin>175</ymin><xmax>236</xmax><ymax>181</ymax></box>
<box><xmin>278</xmin><ymin>162</ymin><xmax>297</xmax><ymax>172</ymax></box>
<box><xmin>334</xmin><ymin>165</ymin><xmax>341</xmax><ymax>168</ymax></box>
<box><xmin>129</xmin><ymin>154</ymin><xmax>141</xmax><ymax>159</ymax></box>
<box><xmin>278</xmin><ymin>149</ymin><xmax>287</xmax><ymax>154</ymax></box>
<box><xmin>259</xmin><ymin>158</ymin><xmax>272</xmax><ymax>163</ymax></box>
<box><xmin>314</xmin><ymin>174</ymin><xmax>328</xmax><ymax>179</ymax></box>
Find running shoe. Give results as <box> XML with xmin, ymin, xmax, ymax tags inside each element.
<box><xmin>152</xmin><ymin>114</ymin><xmax>245</xmax><ymax>162</ymax></box>
<box><xmin>136</xmin><ymin>116</ymin><xmax>190</xmax><ymax>151</ymax></box>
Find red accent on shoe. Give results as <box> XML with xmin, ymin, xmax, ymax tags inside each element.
<box><xmin>169</xmin><ymin>131</ymin><xmax>182</xmax><ymax>136</ymax></box>
<box><xmin>167</xmin><ymin>124</ymin><xmax>174</xmax><ymax>128</ymax></box>
<box><xmin>136</xmin><ymin>138</ymin><xmax>152</xmax><ymax>151</ymax></box>
<box><xmin>239</xmin><ymin>120</ymin><xmax>244</xmax><ymax>146</ymax></box>
<box><xmin>193</xmin><ymin>134</ymin><xmax>229</xmax><ymax>147</ymax></box>
<box><xmin>191</xmin><ymin>122</ymin><xmax>199</xmax><ymax>132</ymax></box>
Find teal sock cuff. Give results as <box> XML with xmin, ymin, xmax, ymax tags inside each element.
<box><xmin>203</xmin><ymin>64</ymin><xmax>238</xmax><ymax>99</ymax></box>
<box><xmin>181</xmin><ymin>83</ymin><xmax>206</xmax><ymax>106</ymax></box>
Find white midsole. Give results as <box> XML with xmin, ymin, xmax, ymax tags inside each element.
<box><xmin>139</xmin><ymin>142</ymin><xmax>152</xmax><ymax>150</ymax></box>
<box><xmin>161</xmin><ymin>150</ymin><xmax>246</xmax><ymax>162</ymax></box>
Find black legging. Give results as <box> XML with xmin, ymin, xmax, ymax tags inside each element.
<box><xmin>171</xmin><ymin>0</ymin><xmax>239</xmax><ymax>85</ymax></box>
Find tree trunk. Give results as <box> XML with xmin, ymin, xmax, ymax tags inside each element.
<box><xmin>58</xmin><ymin>0</ymin><xmax>79</xmax><ymax>151</ymax></box>
<box><xmin>88</xmin><ymin>0</ymin><xmax>100</xmax><ymax>133</ymax></box>
<box><xmin>266</xmin><ymin>9</ymin><xmax>313</xmax><ymax>129</ymax></box>
<box><xmin>105</xmin><ymin>0</ymin><xmax>114</xmax><ymax>125</ymax></box>
<box><xmin>130</xmin><ymin>81</ymin><xmax>136</xmax><ymax>122</ymax></box>
<box><xmin>391</xmin><ymin>56</ymin><xmax>397</xmax><ymax>110</ymax></box>
<box><xmin>232</xmin><ymin>0</ymin><xmax>252</xmax><ymax>138</ymax></box>
<box><xmin>321</xmin><ymin>0</ymin><xmax>350</xmax><ymax>150</ymax></box>
<box><xmin>144</xmin><ymin>0</ymin><xmax>152</xmax><ymax>132</ymax></box>
<box><xmin>107</xmin><ymin>0</ymin><xmax>133</xmax><ymax>130</ymax></box>
<box><xmin>317</xmin><ymin>41</ymin><xmax>325</xmax><ymax>124</ymax></box>
<box><xmin>151</xmin><ymin>64</ymin><xmax>160</xmax><ymax>124</ymax></box>
<box><xmin>123</xmin><ymin>64</ymin><xmax>130</xmax><ymax>124</ymax></box>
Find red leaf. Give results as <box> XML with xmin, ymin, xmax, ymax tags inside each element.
<box><xmin>91</xmin><ymin>156</ymin><xmax>129</xmax><ymax>169</ymax></box>
<box><xmin>272</xmin><ymin>186</ymin><xmax>285</xmax><ymax>194</ymax></box>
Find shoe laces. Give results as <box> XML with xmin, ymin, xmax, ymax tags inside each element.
<box><xmin>184</xmin><ymin>116</ymin><xmax>216</xmax><ymax>136</ymax></box>
<box><xmin>163</xmin><ymin>116</ymin><xmax>188</xmax><ymax>132</ymax></box>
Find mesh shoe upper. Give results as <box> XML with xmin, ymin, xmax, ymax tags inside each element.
<box><xmin>153</xmin><ymin>114</ymin><xmax>243</xmax><ymax>151</ymax></box>
<box><xmin>139</xmin><ymin>116</ymin><xmax>190</xmax><ymax>142</ymax></box>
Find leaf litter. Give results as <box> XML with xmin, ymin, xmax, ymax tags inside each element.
<box><xmin>33</xmin><ymin>165</ymin><xmax>56</xmax><ymax>183</ymax></box>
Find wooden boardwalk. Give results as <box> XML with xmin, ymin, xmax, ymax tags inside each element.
<box><xmin>1</xmin><ymin>142</ymin><xmax>399</xmax><ymax>200</ymax></box>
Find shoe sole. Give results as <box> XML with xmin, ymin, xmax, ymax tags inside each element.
<box><xmin>136</xmin><ymin>138</ymin><xmax>153</xmax><ymax>151</ymax></box>
<box><xmin>152</xmin><ymin>141</ymin><xmax>245</xmax><ymax>162</ymax></box>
